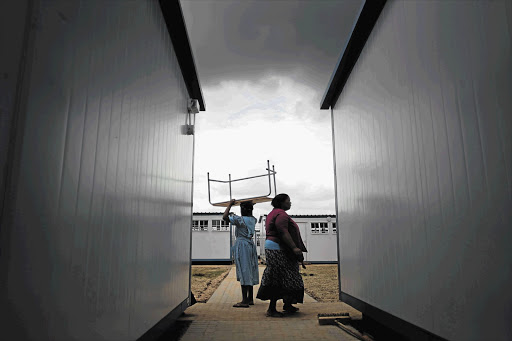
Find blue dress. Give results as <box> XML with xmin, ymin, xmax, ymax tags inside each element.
<box><xmin>229</xmin><ymin>214</ymin><xmax>259</xmax><ymax>286</ymax></box>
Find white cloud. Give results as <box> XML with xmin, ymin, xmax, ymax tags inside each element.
<box><xmin>193</xmin><ymin>74</ymin><xmax>335</xmax><ymax>216</ymax></box>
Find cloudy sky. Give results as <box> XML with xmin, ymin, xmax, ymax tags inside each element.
<box><xmin>180</xmin><ymin>0</ymin><xmax>364</xmax><ymax>217</ymax></box>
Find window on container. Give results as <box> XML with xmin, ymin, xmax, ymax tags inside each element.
<box><xmin>221</xmin><ymin>220</ymin><xmax>229</xmax><ymax>230</ymax></box>
<box><xmin>256</xmin><ymin>232</ymin><xmax>261</xmax><ymax>246</ymax></box>
<box><xmin>194</xmin><ymin>220</ymin><xmax>208</xmax><ymax>231</ymax></box>
<box><xmin>192</xmin><ymin>220</ymin><xmax>199</xmax><ymax>231</ymax></box>
<box><xmin>212</xmin><ymin>219</ymin><xmax>229</xmax><ymax>231</ymax></box>
<box><xmin>311</xmin><ymin>223</ymin><xmax>320</xmax><ymax>234</ymax></box>
<box><xmin>319</xmin><ymin>222</ymin><xmax>328</xmax><ymax>234</ymax></box>
<box><xmin>332</xmin><ymin>222</ymin><xmax>337</xmax><ymax>234</ymax></box>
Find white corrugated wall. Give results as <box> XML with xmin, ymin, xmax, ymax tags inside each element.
<box><xmin>332</xmin><ymin>1</ymin><xmax>512</xmax><ymax>340</ymax></box>
<box><xmin>0</xmin><ymin>1</ymin><xmax>194</xmax><ymax>340</ymax></box>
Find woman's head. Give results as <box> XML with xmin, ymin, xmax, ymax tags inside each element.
<box><xmin>271</xmin><ymin>193</ymin><xmax>291</xmax><ymax>211</ymax></box>
<box><xmin>240</xmin><ymin>201</ymin><xmax>254</xmax><ymax>216</ymax></box>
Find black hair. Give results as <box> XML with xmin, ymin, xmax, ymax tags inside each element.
<box><xmin>271</xmin><ymin>193</ymin><xmax>289</xmax><ymax>209</ymax></box>
<box><xmin>240</xmin><ymin>201</ymin><xmax>253</xmax><ymax>208</ymax></box>
<box><xmin>240</xmin><ymin>201</ymin><xmax>254</xmax><ymax>217</ymax></box>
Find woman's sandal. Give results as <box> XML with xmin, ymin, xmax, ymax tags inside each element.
<box><xmin>265</xmin><ymin>310</ymin><xmax>284</xmax><ymax>317</ymax></box>
<box><xmin>283</xmin><ymin>305</ymin><xmax>299</xmax><ymax>313</ymax></box>
<box><xmin>233</xmin><ymin>302</ymin><xmax>249</xmax><ymax>308</ymax></box>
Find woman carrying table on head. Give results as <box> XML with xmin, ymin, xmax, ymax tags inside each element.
<box><xmin>222</xmin><ymin>199</ymin><xmax>259</xmax><ymax>307</ymax></box>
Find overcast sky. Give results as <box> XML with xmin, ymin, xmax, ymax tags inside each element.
<box><xmin>181</xmin><ymin>0</ymin><xmax>364</xmax><ymax>217</ymax></box>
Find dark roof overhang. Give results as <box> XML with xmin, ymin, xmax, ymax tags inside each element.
<box><xmin>320</xmin><ymin>0</ymin><xmax>387</xmax><ymax>110</ymax></box>
<box><xmin>159</xmin><ymin>0</ymin><xmax>205</xmax><ymax>111</ymax></box>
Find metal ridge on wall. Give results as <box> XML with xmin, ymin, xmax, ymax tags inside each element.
<box><xmin>159</xmin><ymin>0</ymin><xmax>206</xmax><ymax>111</ymax></box>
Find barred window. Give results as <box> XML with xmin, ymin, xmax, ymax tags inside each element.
<box><xmin>212</xmin><ymin>219</ymin><xmax>229</xmax><ymax>231</ymax></box>
<box><xmin>192</xmin><ymin>220</ymin><xmax>208</xmax><ymax>231</ymax></box>
<box><xmin>311</xmin><ymin>222</ymin><xmax>328</xmax><ymax>234</ymax></box>
<box><xmin>332</xmin><ymin>222</ymin><xmax>337</xmax><ymax>234</ymax></box>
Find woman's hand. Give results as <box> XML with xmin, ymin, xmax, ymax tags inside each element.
<box><xmin>293</xmin><ymin>247</ymin><xmax>304</xmax><ymax>262</ymax></box>
<box><xmin>228</xmin><ymin>199</ymin><xmax>236</xmax><ymax>207</ymax></box>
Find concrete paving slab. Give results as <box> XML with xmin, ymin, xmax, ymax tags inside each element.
<box><xmin>172</xmin><ymin>266</ymin><xmax>363</xmax><ymax>340</ymax></box>
<box><xmin>208</xmin><ymin>266</ymin><xmax>316</xmax><ymax>304</ymax></box>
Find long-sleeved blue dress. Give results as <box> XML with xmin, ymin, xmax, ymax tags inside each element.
<box><xmin>229</xmin><ymin>214</ymin><xmax>259</xmax><ymax>286</ymax></box>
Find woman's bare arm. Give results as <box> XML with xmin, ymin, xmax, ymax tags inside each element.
<box><xmin>222</xmin><ymin>199</ymin><xmax>236</xmax><ymax>222</ymax></box>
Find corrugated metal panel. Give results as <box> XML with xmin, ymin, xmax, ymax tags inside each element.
<box><xmin>332</xmin><ymin>1</ymin><xmax>512</xmax><ymax>340</ymax></box>
<box><xmin>0</xmin><ymin>0</ymin><xmax>31</xmax><ymax>224</ymax></box>
<box><xmin>1</xmin><ymin>1</ymin><xmax>194</xmax><ymax>340</ymax></box>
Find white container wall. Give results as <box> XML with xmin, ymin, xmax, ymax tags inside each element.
<box><xmin>294</xmin><ymin>217</ymin><xmax>337</xmax><ymax>263</ymax></box>
<box><xmin>0</xmin><ymin>1</ymin><xmax>196</xmax><ymax>340</ymax></box>
<box><xmin>191</xmin><ymin>214</ymin><xmax>231</xmax><ymax>262</ymax></box>
<box><xmin>331</xmin><ymin>1</ymin><xmax>512</xmax><ymax>340</ymax></box>
<box><xmin>191</xmin><ymin>213</ymin><xmax>262</xmax><ymax>261</ymax></box>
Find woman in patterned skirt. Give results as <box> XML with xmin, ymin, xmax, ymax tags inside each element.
<box><xmin>223</xmin><ymin>199</ymin><xmax>259</xmax><ymax>307</ymax></box>
<box><xmin>256</xmin><ymin>193</ymin><xmax>307</xmax><ymax>317</ymax></box>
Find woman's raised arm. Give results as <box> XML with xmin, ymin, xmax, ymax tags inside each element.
<box><xmin>222</xmin><ymin>199</ymin><xmax>236</xmax><ymax>222</ymax></box>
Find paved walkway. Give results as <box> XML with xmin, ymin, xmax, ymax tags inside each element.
<box><xmin>176</xmin><ymin>266</ymin><xmax>363</xmax><ymax>341</ymax></box>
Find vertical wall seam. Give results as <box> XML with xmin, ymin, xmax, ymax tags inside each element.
<box><xmin>427</xmin><ymin>97</ymin><xmax>444</xmax><ymax>226</ymax></box>
<box><xmin>401</xmin><ymin>2</ymin><xmax>434</xmax><ymax>330</ymax></box>
<box><xmin>105</xmin><ymin>14</ymin><xmax>120</xmax><ymax>305</ymax></box>
<box><xmin>0</xmin><ymin>0</ymin><xmax>36</xmax><ymax>229</ymax></box>
<box><xmin>436</xmin><ymin>55</ymin><xmax>457</xmax><ymax>215</ymax></box>
<box><xmin>330</xmin><ymin>106</ymin><xmax>342</xmax><ymax>299</ymax></box>
<box><xmin>481</xmin><ymin>1</ymin><xmax>511</xmax><ymax>202</ymax></box>
<box><xmin>71</xmin><ymin>49</ymin><xmax>91</xmax><ymax>272</ymax></box>
<box><xmin>84</xmin><ymin>78</ymin><xmax>104</xmax><ymax>301</ymax></box>
<box><xmin>454</xmin><ymin>84</ymin><xmax>472</xmax><ymax>205</ymax></box>
<box><xmin>56</xmin><ymin>71</ymin><xmax>74</xmax><ymax>220</ymax></box>
<box><xmin>96</xmin><ymin>89</ymin><xmax>115</xmax><ymax>311</ymax></box>
<box><xmin>468</xmin><ymin>65</ymin><xmax>490</xmax><ymax>204</ymax></box>
<box><xmin>108</xmin><ymin>90</ymin><xmax>124</xmax><ymax>307</ymax></box>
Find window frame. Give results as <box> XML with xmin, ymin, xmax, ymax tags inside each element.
<box><xmin>192</xmin><ymin>219</ymin><xmax>209</xmax><ymax>231</ymax></box>
<box><xmin>212</xmin><ymin>219</ymin><xmax>229</xmax><ymax>231</ymax></box>
<box><xmin>311</xmin><ymin>222</ymin><xmax>328</xmax><ymax>234</ymax></box>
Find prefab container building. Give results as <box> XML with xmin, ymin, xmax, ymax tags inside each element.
<box><xmin>0</xmin><ymin>1</ymin><xmax>204</xmax><ymax>340</ymax></box>
<box><xmin>321</xmin><ymin>1</ymin><xmax>512</xmax><ymax>340</ymax></box>
<box><xmin>192</xmin><ymin>213</ymin><xmax>231</xmax><ymax>263</ymax></box>
<box><xmin>259</xmin><ymin>214</ymin><xmax>337</xmax><ymax>263</ymax></box>
<box><xmin>191</xmin><ymin>212</ymin><xmax>260</xmax><ymax>263</ymax></box>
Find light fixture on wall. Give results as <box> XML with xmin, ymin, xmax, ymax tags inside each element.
<box><xmin>326</xmin><ymin>216</ymin><xmax>332</xmax><ymax>222</ymax></box>
<box><xmin>183</xmin><ymin>98</ymin><xmax>199</xmax><ymax>135</ymax></box>
<box><xmin>188</xmin><ymin>98</ymin><xmax>199</xmax><ymax>114</ymax></box>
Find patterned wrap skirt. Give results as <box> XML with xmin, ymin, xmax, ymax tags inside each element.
<box><xmin>232</xmin><ymin>237</ymin><xmax>259</xmax><ymax>286</ymax></box>
<box><xmin>256</xmin><ymin>249</ymin><xmax>304</xmax><ymax>304</ymax></box>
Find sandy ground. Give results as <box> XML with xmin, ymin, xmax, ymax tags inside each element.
<box><xmin>191</xmin><ymin>265</ymin><xmax>232</xmax><ymax>303</ymax></box>
<box><xmin>191</xmin><ymin>264</ymin><xmax>339</xmax><ymax>303</ymax></box>
<box><xmin>300</xmin><ymin>264</ymin><xmax>339</xmax><ymax>302</ymax></box>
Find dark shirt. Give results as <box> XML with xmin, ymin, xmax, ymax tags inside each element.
<box><xmin>265</xmin><ymin>208</ymin><xmax>307</xmax><ymax>252</ymax></box>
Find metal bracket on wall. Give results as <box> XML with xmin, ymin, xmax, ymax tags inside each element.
<box><xmin>207</xmin><ymin>160</ymin><xmax>277</xmax><ymax>207</ymax></box>
<box><xmin>182</xmin><ymin>98</ymin><xmax>199</xmax><ymax>135</ymax></box>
